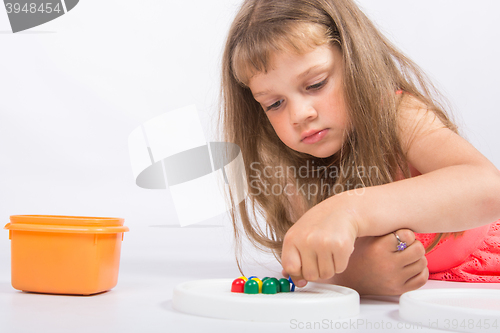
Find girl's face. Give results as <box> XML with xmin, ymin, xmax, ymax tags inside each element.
<box><xmin>248</xmin><ymin>44</ymin><xmax>349</xmax><ymax>158</ymax></box>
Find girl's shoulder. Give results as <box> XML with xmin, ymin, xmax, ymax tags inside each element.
<box><xmin>396</xmin><ymin>93</ymin><xmax>446</xmax><ymax>133</ymax></box>
<box><xmin>396</xmin><ymin>93</ymin><xmax>447</xmax><ymax>157</ymax></box>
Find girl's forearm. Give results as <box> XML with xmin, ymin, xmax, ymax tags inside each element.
<box><xmin>341</xmin><ymin>165</ymin><xmax>500</xmax><ymax>237</ymax></box>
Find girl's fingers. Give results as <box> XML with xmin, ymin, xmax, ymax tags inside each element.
<box><xmin>333</xmin><ymin>243</ymin><xmax>353</xmax><ymax>274</ymax></box>
<box><xmin>402</xmin><ymin>255</ymin><xmax>428</xmax><ymax>278</ymax></box>
<box><xmin>300</xmin><ymin>248</ymin><xmax>320</xmax><ymax>282</ymax></box>
<box><xmin>317</xmin><ymin>251</ymin><xmax>335</xmax><ymax>280</ymax></box>
<box><xmin>282</xmin><ymin>240</ymin><xmax>302</xmax><ymax>277</ymax></box>
<box><xmin>399</xmin><ymin>240</ymin><xmax>428</xmax><ymax>291</ymax></box>
<box><xmin>281</xmin><ymin>243</ymin><xmax>308</xmax><ymax>287</ymax></box>
<box><xmin>398</xmin><ymin>240</ymin><xmax>426</xmax><ymax>267</ymax></box>
<box><xmin>404</xmin><ymin>266</ymin><xmax>429</xmax><ymax>291</ymax></box>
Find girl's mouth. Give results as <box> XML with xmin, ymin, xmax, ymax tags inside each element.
<box><xmin>301</xmin><ymin>129</ymin><xmax>329</xmax><ymax>144</ymax></box>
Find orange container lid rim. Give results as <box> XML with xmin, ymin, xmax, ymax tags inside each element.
<box><xmin>5</xmin><ymin>223</ymin><xmax>129</xmax><ymax>234</ymax></box>
<box><xmin>9</xmin><ymin>215</ymin><xmax>125</xmax><ymax>227</ymax></box>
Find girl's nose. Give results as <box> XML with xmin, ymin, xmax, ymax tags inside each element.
<box><xmin>289</xmin><ymin>100</ymin><xmax>317</xmax><ymax>125</ymax></box>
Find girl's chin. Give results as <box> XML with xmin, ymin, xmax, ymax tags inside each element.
<box><xmin>309</xmin><ymin>152</ymin><xmax>336</xmax><ymax>158</ymax></box>
<box><xmin>305</xmin><ymin>146</ymin><xmax>341</xmax><ymax>158</ymax></box>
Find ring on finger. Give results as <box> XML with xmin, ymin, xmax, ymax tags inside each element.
<box><xmin>393</xmin><ymin>232</ymin><xmax>408</xmax><ymax>251</ymax></box>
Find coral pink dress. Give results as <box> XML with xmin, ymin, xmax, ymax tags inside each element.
<box><xmin>399</xmin><ymin>164</ymin><xmax>500</xmax><ymax>282</ymax></box>
<box><xmin>415</xmin><ymin>221</ymin><xmax>500</xmax><ymax>282</ymax></box>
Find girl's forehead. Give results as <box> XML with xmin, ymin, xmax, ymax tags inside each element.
<box><xmin>231</xmin><ymin>22</ymin><xmax>332</xmax><ymax>85</ymax></box>
<box><xmin>246</xmin><ymin>47</ymin><xmax>315</xmax><ymax>80</ymax></box>
<box><xmin>248</xmin><ymin>44</ymin><xmax>340</xmax><ymax>87</ymax></box>
<box><xmin>245</xmin><ymin>43</ymin><xmax>342</xmax><ymax>87</ymax></box>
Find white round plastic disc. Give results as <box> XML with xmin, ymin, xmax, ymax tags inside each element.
<box><xmin>400</xmin><ymin>289</ymin><xmax>500</xmax><ymax>332</ymax></box>
<box><xmin>172</xmin><ymin>279</ymin><xmax>359</xmax><ymax>322</ymax></box>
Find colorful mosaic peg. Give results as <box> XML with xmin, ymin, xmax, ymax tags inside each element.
<box><xmin>278</xmin><ymin>278</ymin><xmax>290</xmax><ymax>292</ymax></box>
<box><xmin>288</xmin><ymin>277</ymin><xmax>296</xmax><ymax>292</ymax></box>
<box><xmin>262</xmin><ymin>278</ymin><xmax>279</xmax><ymax>294</ymax></box>
<box><xmin>244</xmin><ymin>279</ymin><xmax>259</xmax><ymax>294</ymax></box>
<box><xmin>231</xmin><ymin>278</ymin><xmax>246</xmax><ymax>293</ymax></box>
<box><xmin>250</xmin><ymin>277</ymin><xmax>263</xmax><ymax>293</ymax></box>
<box><xmin>269</xmin><ymin>278</ymin><xmax>280</xmax><ymax>291</ymax></box>
<box><xmin>232</xmin><ymin>276</ymin><xmax>296</xmax><ymax>294</ymax></box>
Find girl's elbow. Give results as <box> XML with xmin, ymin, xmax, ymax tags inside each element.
<box><xmin>492</xmin><ymin>168</ymin><xmax>500</xmax><ymax>194</ymax></box>
<box><xmin>485</xmin><ymin>168</ymin><xmax>500</xmax><ymax>218</ymax></box>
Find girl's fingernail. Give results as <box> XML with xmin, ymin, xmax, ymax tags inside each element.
<box><xmin>297</xmin><ymin>280</ymin><xmax>307</xmax><ymax>287</ymax></box>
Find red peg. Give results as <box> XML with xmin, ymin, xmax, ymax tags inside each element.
<box><xmin>231</xmin><ymin>278</ymin><xmax>246</xmax><ymax>293</ymax></box>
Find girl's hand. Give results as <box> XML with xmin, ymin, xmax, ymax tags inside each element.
<box><xmin>283</xmin><ymin>229</ymin><xmax>429</xmax><ymax>295</ymax></box>
<box><xmin>281</xmin><ymin>196</ymin><xmax>359</xmax><ymax>287</ymax></box>
<box><xmin>327</xmin><ymin>229</ymin><xmax>429</xmax><ymax>295</ymax></box>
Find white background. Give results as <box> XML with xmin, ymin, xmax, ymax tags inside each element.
<box><xmin>0</xmin><ymin>2</ymin><xmax>499</xmax><ymax>332</ymax></box>
<box><xmin>0</xmin><ymin>0</ymin><xmax>499</xmax><ymax>293</ymax></box>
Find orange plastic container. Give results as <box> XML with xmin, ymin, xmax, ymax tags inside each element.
<box><xmin>4</xmin><ymin>215</ymin><xmax>129</xmax><ymax>295</ymax></box>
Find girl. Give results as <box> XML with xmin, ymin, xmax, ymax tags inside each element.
<box><xmin>220</xmin><ymin>0</ymin><xmax>500</xmax><ymax>295</ymax></box>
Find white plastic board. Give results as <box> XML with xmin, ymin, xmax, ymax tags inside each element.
<box><xmin>172</xmin><ymin>279</ymin><xmax>360</xmax><ymax>322</ymax></box>
<box><xmin>399</xmin><ymin>289</ymin><xmax>500</xmax><ymax>332</ymax></box>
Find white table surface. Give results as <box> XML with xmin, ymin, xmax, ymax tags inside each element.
<box><xmin>1</xmin><ymin>222</ymin><xmax>499</xmax><ymax>333</ymax></box>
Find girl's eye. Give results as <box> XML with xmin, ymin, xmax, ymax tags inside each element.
<box><xmin>266</xmin><ymin>99</ymin><xmax>284</xmax><ymax>111</ymax></box>
<box><xmin>306</xmin><ymin>79</ymin><xmax>327</xmax><ymax>91</ymax></box>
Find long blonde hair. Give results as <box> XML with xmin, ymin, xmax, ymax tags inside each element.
<box><xmin>219</xmin><ymin>0</ymin><xmax>458</xmax><ymax>270</ymax></box>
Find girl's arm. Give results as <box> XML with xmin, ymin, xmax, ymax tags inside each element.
<box><xmin>350</xmin><ymin>99</ymin><xmax>500</xmax><ymax>237</ymax></box>
<box><xmin>281</xmin><ymin>97</ymin><xmax>500</xmax><ymax>286</ymax></box>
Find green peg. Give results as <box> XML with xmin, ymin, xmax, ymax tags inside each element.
<box><xmin>269</xmin><ymin>278</ymin><xmax>280</xmax><ymax>292</ymax></box>
<box><xmin>262</xmin><ymin>278</ymin><xmax>279</xmax><ymax>294</ymax></box>
<box><xmin>278</xmin><ymin>278</ymin><xmax>291</xmax><ymax>292</ymax></box>
<box><xmin>244</xmin><ymin>279</ymin><xmax>259</xmax><ymax>294</ymax></box>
